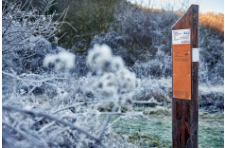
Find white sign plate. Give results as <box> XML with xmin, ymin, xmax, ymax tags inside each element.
<box><xmin>172</xmin><ymin>29</ymin><xmax>190</xmax><ymax>45</ymax></box>
<box><xmin>192</xmin><ymin>48</ymin><xmax>199</xmax><ymax>62</ymax></box>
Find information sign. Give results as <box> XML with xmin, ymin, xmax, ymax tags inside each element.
<box><xmin>172</xmin><ymin>29</ymin><xmax>191</xmax><ymax>100</ymax></box>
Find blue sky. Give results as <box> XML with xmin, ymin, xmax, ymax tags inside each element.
<box><xmin>129</xmin><ymin>0</ymin><xmax>224</xmax><ymax>13</ymax></box>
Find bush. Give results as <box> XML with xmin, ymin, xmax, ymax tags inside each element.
<box><xmin>54</xmin><ymin>0</ymin><xmax>123</xmax><ymax>53</ymax></box>
<box><xmin>2</xmin><ymin>2</ymin><xmax>144</xmax><ymax>146</ymax></box>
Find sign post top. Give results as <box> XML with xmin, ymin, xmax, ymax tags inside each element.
<box><xmin>172</xmin><ymin>5</ymin><xmax>199</xmax><ymax>31</ymax></box>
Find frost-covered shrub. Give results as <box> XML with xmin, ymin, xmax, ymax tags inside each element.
<box><xmin>3</xmin><ymin>41</ymin><xmax>142</xmax><ymax>147</ymax></box>
<box><xmin>2</xmin><ymin>0</ymin><xmax>64</xmax><ymax>103</ymax></box>
<box><xmin>132</xmin><ymin>49</ymin><xmax>172</xmax><ymax>78</ymax></box>
<box><xmin>199</xmin><ymin>27</ymin><xmax>224</xmax><ymax>85</ymax></box>
<box><xmin>87</xmin><ymin>44</ymin><xmax>140</xmax><ymax>107</ymax></box>
<box><xmin>90</xmin><ymin>2</ymin><xmax>179</xmax><ymax>69</ymax></box>
<box><xmin>2</xmin><ymin>0</ymin><xmax>61</xmax><ymax>75</ymax></box>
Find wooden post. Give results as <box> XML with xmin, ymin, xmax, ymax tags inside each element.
<box><xmin>172</xmin><ymin>5</ymin><xmax>199</xmax><ymax>148</ymax></box>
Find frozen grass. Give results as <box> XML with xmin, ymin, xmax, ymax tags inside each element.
<box><xmin>110</xmin><ymin>107</ymin><xmax>223</xmax><ymax>148</ymax></box>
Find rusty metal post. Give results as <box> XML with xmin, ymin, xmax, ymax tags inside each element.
<box><xmin>172</xmin><ymin>5</ymin><xmax>199</xmax><ymax>148</ymax></box>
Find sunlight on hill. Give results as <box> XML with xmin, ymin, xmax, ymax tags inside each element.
<box><xmin>200</xmin><ymin>13</ymin><xmax>224</xmax><ymax>32</ymax></box>
<box><xmin>132</xmin><ymin>3</ymin><xmax>224</xmax><ymax>33</ymax></box>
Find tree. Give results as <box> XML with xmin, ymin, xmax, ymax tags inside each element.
<box><xmin>54</xmin><ymin>0</ymin><xmax>123</xmax><ymax>54</ymax></box>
